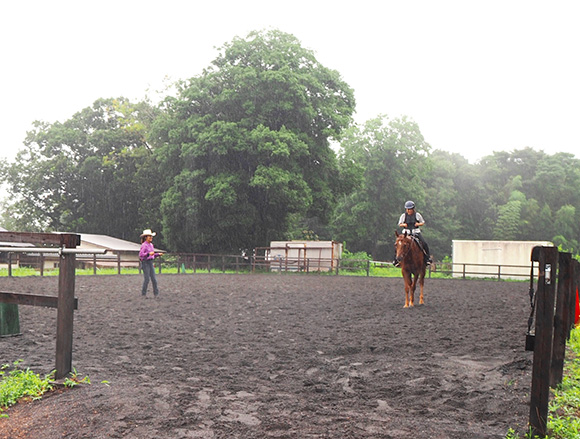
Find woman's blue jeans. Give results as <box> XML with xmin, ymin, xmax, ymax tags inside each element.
<box><xmin>141</xmin><ymin>259</ymin><xmax>159</xmax><ymax>296</ymax></box>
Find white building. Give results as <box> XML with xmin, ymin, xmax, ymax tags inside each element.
<box><xmin>451</xmin><ymin>240</ymin><xmax>553</xmax><ymax>279</ymax></box>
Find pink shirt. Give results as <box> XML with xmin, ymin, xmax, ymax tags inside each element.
<box><xmin>139</xmin><ymin>241</ymin><xmax>157</xmax><ymax>261</ymax></box>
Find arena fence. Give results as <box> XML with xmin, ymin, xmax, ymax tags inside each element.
<box><xmin>0</xmin><ymin>249</ymin><xmax>551</xmax><ymax>280</ymax></box>
<box><xmin>526</xmin><ymin>246</ymin><xmax>580</xmax><ymax>437</ymax></box>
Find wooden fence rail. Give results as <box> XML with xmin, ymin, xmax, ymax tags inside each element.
<box><xmin>0</xmin><ymin>232</ymin><xmax>105</xmax><ymax>379</ymax></box>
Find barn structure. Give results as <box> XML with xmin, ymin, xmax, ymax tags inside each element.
<box><xmin>0</xmin><ymin>230</ymin><xmax>148</xmax><ymax>271</ymax></box>
<box><xmin>451</xmin><ymin>240</ymin><xmax>553</xmax><ymax>279</ymax></box>
<box><xmin>264</xmin><ymin>240</ymin><xmax>342</xmax><ymax>272</ymax></box>
<box><xmin>74</xmin><ymin>234</ymin><xmax>144</xmax><ymax>269</ymax></box>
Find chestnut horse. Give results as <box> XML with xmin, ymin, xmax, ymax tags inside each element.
<box><xmin>394</xmin><ymin>231</ymin><xmax>426</xmax><ymax>308</ymax></box>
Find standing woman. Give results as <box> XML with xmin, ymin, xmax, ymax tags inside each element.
<box><xmin>139</xmin><ymin>229</ymin><xmax>162</xmax><ymax>297</ymax></box>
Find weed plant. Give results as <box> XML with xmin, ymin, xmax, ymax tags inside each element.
<box><xmin>0</xmin><ymin>362</ymin><xmax>92</xmax><ymax>418</ymax></box>
<box><xmin>0</xmin><ymin>360</ymin><xmax>53</xmax><ymax>417</ymax></box>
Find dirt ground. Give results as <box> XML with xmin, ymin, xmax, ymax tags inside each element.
<box><xmin>0</xmin><ymin>273</ymin><xmax>534</xmax><ymax>439</ymax></box>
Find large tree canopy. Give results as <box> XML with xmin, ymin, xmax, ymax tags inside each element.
<box><xmin>151</xmin><ymin>29</ymin><xmax>355</xmax><ymax>252</ymax></box>
<box><xmin>0</xmin><ymin>98</ymin><xmax>161</xmax><ymax>239</ymax></box>
<box><xmin>2</xmin><ymin>29</ymin><xmax>580</xmax><ymax>261</ymax></box>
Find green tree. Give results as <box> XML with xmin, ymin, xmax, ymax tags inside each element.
<box><xmin>332</xmin><ymin>115</ymin><xmax>431</xmax><ymax>259</ymax></box>
<box><xmin>554</xmin><ymin>204</ymin><xmax>577</xmax><ymax>244</ymax></box>
<box><xmin>422</xmin><ymin>150</ymin><xmax>466</xmax><ymax>258</ymax></box>
<box><xmin>477</xmin><ymin>149</ymin><xmax>580</xmax><ymax>248</ymax></box>
<box><xmin>0</xmin><ymin>98</ymin><xmax>161</xmax><ymax>240</ymax></box>
<box><xmin>493</xmin><ymin>191</ymin><xmax>524</xmax><ymax>240</ymax></box>
<box><xmin>151</xmin><ymin>29</ymin><xmax>355</xmax><ymax>252</ymax></box>
<box><xmin>529</xmin><ymin>153</ymin><xmax>580</xmax><ymax>212</ymax></box>
<box><xmin>478</xmin><ymin>148</ymin><xmax>544</xmax><ymax>205</ymax></box>
<box><xmin>518</xmin><ymin>198</ymin><xmax>553</xmax><ymax>241</ymax></box>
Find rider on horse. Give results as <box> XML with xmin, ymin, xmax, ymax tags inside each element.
<box><xmin>395</xmin><ymin>200</ymin><xmax>433</xmax><ymax>267</ymax></box>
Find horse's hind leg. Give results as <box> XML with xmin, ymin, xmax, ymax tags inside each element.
<box><xmin>418</xmin><ymin>273</ymin><xmax>425</xmax><ymax>305</ymax></box>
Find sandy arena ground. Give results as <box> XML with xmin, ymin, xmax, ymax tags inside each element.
<box><xmin>0</xmin><ymin>274</ymin><xmax>534</xmax><ymax>438</ymax></box>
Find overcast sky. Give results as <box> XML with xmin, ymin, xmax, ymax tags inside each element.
<box><xmin>1</xmin><ymin>0</ymin><xmax>578</xmax><ymax>166</ymax></box>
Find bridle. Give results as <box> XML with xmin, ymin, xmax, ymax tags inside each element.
<box><xmin>395</xmin><ymin>235</ymin><xmax>414</xmax><ymax>263</ymax></box>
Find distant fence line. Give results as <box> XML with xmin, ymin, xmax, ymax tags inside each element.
<box><xmin>0</xmin><ymin>250</ymin><xmax>541</xmax><ymax>280</ymax></box>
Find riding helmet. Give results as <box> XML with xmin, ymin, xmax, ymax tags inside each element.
<box><xmin>404</xmin><ymin>200</ymin><xmax>415</xmax><ymax>209</ymax></box>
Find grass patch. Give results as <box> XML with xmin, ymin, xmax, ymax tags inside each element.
<box><xmin>506</xmin><ymin>326</ymin><xmax>580</xmax><ymax>438</ymax></box>
<box><xmin>0</xmin><ymin>265</ymin><xmax>489</xmax><ymax>279</ymax></box>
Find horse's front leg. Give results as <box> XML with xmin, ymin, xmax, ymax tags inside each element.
<box><xmin>408</xmin><ymin>275</ymin><xmax>417</xmax><ymax>307</ymax></box>
<box><xmin>403</xmin><ymin>273</ymin><xmax>412</xmax><ymax>308</ymax></box>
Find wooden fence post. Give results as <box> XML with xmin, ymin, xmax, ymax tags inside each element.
<box><xmin>55</xmin><ymin>233</ymin><xmax>79</xmax><ymax>380</ymax></box>
<box><xmin>529</xmin><ymin>246</ymin><xmax>558</xmax><ymax>437</ymax></box>
<box><xmin>569</xmin><ymin>260</ymin><xmax>580</xmax><ymax>336</ymax></box>
<box><xmin>551</xmin><ymin>252</ymin><xmax>572</xmax><ymax>388</ymax></box>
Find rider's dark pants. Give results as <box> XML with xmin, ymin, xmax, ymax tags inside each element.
<box><xmin>416</xmin><ymin>233</ymin><xmax>430</xmax><ymax>257</ymax></box>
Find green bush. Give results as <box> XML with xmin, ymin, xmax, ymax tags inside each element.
<box><xmin>340</xmin><ymin>248</ymin><xmax>372</xmax><ymax>269</ymax></box>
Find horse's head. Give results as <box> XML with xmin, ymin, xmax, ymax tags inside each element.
<box><xmin>394</xmin><ymin>231</ymin><xmax>413</xmax><ymax>265</ymax></box>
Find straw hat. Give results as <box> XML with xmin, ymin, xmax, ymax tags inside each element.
<box><xmin>140</xmin><ymin>229</ymin><xmax>156</xmax><ymax>237</ymax></box>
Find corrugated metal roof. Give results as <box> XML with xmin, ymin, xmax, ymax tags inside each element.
<box><xmin>0</xmin><ymin>241</ymin><xmax>34</xmax><ymax>247</ymax></box>
<box><xmin>78</xmin><ymin>234</ymin><xmax>142</xmax><ymax>252</ymax></box>
<box><xmin>0</xmin><ymin>229</ymin><xmax>164</xmax><ymax>253</ymax></box>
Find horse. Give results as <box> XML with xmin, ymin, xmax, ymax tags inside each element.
<box><xmin>394</xmin><ymin>231</ymin><xmax>426</xmax><ymax>308</ymax></box>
